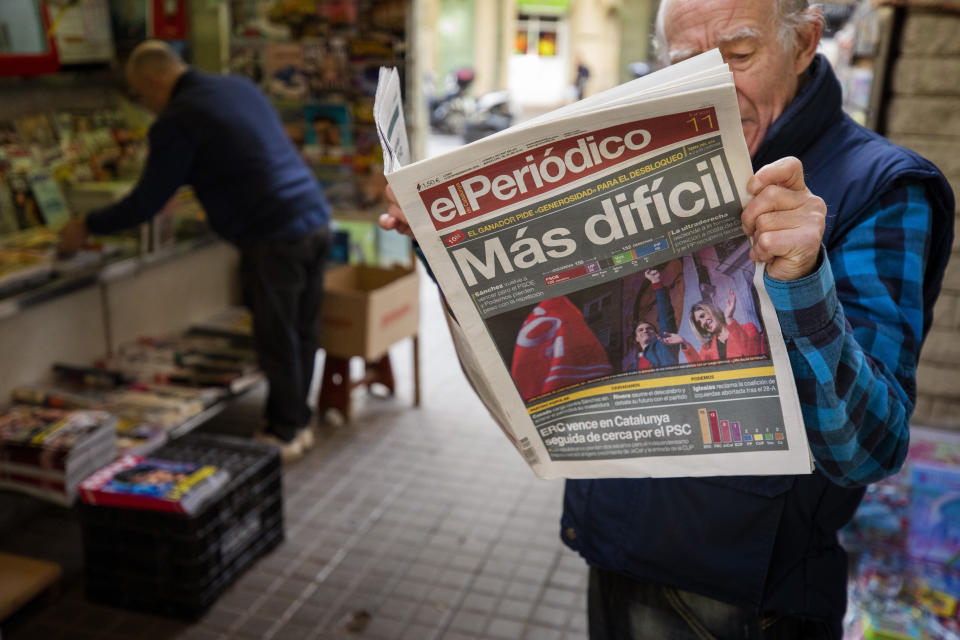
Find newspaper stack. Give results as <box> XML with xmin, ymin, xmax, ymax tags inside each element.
<box><xmin>0</xmin><ymin>406</ymin><xmax>117</xmax><ymax>504</ymax></box>
<box><xmin>375</xmin><ymin>50</ymin><xmax>813</xmax><ymax>479</ymax></box>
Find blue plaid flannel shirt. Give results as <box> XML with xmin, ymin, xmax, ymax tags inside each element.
<box><xmin>764</xmin><ymin>183</ymin><xmax>933</xmax><ymax>488</ymax></box>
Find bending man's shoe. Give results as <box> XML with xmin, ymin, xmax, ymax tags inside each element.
<box><xmin>254</xmin><ymin>432</ymin><xmax>303</xmax><ymax>464</ymax></box>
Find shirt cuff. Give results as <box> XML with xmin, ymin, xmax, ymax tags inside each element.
<box><xmin>762</xmin><ymin>247</ymin><xmax>838</xmax><ymax>338</ymax></box>
<box><xmin>83</xmin><ymin>211</ymin><xmax>104</xmax><ymax>235</ymax></box>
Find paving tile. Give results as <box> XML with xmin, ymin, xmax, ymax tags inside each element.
<box><xmin>531</xmin><ymin>603</ymin><xmax>570</xmax><ymax>628</ymax></box>
<box><xmin>487</xmin><ymin>618</ymin><xmax>527</xmax><ymax>639</ymax></box>
<box><xmin>425</xmin><ymin>584</ymin><xmax>460</xmax><ymax>607</ymax></box>
<box><xmin>362</xmin><ymin>614</ymin><xmax>407</xmax><ymax>639</ymax></box>
<box><xmin>177</xmin><ymin>628</ymin><xmax>224</xmax><ymax>640</ymax></box>
<box><xmin>414</xmin><ymin>603</ymin><xmax>449</xmax><ymax>626</ymax></box>
<box><xmin>497</xmin><ymin>597</ymin><xmax>535</xmax><ymax>621</ymax></box>
<box><xmin>401</xmin><ymin>622</ymin><xmax>437</xmax><ymax>640</ymax></box>
<box><xmin>525</xmin><ymin>626</ymin><xmax>566</xmax><ymax>640</ymax></box>
<box><xmin>541</xmin><ymin>586</ymin><xmax>579</xmax><ymax>608</ymax></box>
<box><xmin>449</xmin><ymin>610</ymin><xmax>489</xmax><ymax>634</ymax></box>
<box><xmin>461</xmin><ymin>593</ymin><xmax>497</xmax><ymax>614</ymax></box>
<box><xmin>505</xmin><ymin>580</ymin><xmax>541</xmax><ymax>602</ymax></box>
<box><xmin>549</xmin><ymin>569</ymin><xmax>585</xmax><ymax>590</ymax></box>
<box><xmin>437</xmin><ymin>568</ymin><xmax>473</xmax><ymax>589</ymax></box>
<box><xmin>472</xmin><ymin>575</ymin><xmax>508</xmax><ymax>596</ymax></box>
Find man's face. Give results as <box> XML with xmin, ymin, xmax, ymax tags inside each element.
<box><xmin>663</xmin><ymin>0</ymin><xmax>810</xmax><ymax>156</ymax></box>
<box><xmin>635</xmin><ymin>322</ymin><xmax>658</xmax><ymax>349</ymax></box>
<box><xmin>126</xmin><ymin>68</ymin><xmax>168</xmax><ymax>115</ymax></box>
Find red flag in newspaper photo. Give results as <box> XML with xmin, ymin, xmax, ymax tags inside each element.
<box><xmin>511</xmin><ymin>296</ymin><xmax>612</xmax><ymax>401</ymax></box>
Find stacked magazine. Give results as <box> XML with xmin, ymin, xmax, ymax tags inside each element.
<box><xmin>187</xmin><ymin>306</ymin><xmax>255</xmax><ymax>349</ymax></box>
<box><xmin>0</xmin><ymin>406</ymin><xmax>116</xmax><ymax>504</ymax></box>
<box><xmin>375</xmin><ymin>50</ymin><xmax>812</xmax><ymax>479</ymax></box>
<box><xmin>12</xmin><ymin>367</ymin><xmax>227</xmax><ymax>457</ymax></box>
<box><xmin>79</xmin><ymin>454</ymin><xmax>229</xmax><ymax>515</ymax></box>
<box><xmin>98</xmin><ymin>334</ymin><xmax>260</xmax><ymax>394</ymax></box>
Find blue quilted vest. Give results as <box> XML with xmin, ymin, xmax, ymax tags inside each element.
<box><xmin>560</xmin><ymin>55</ymin><xmax>954</xmax><ymax>633</ymax></box>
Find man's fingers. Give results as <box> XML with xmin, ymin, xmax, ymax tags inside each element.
<box><xmin>750</xmin><ymin>224</ymin><xmax>822</xmax><ymax>263</ymax></box>
<box><xmin>385</xmin><ymin>183</ymin><xmax>397</xmax><ymax>205</ymax></box>
<box><xmin>751</xmin><ymin>209</ymin><xmax>824</xmax><ymax>238</ymax></box>
<box><xmin>377</xmin><ymin>212</ymin><xmax>413</xmax><ymax>238</ymax></box>
<box><xmin>741</xmin><ymin>186</ymin><xmax>824</xmax><ymax>235</ymax></box>
<box><xmin>747</xmin><ymin>156</ymin><xmax>806</xmax><ymax>195</ymax></box>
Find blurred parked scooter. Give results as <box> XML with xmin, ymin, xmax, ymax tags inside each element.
<box><xmin>462</xmin><ymin>90</ymin><xmax>514</xmax><ymax>143</ymax></box>
<box><xmin>428</xmin><ymin>67</ymin><xmax>476</xmax><ymax>136</ymax></box>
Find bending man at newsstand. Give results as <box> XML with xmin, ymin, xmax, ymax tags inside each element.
<box><xmin>60</xmin><ymin>41</ymin><xmax>330</xmax><ymax>463</ymax></box>
<box><xmin>379</xmin><ymin>0</ymin><xmax>955</xmax><ymax>636</ymax></box>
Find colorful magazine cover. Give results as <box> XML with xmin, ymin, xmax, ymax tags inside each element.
<box><xmin>229</xmin><ymin>41</ymin><xmax>265</xmax><ymax>85</ymax></box>
<box><xmin>0</xmin><ymin>406</ymin><xmax>113</xmax><ymax>451</ymax></box>
<box><xmin>303</xmin><ymin>102</ymin><xmax>353</xmax><ymax>160</ymax></box>
<box><xmin>0</xmin><ymin>406</ymin><xmax>115</xmax><ymax>471</ymax></box>
<box><xmin>79</xmin><ymin>455</ymin><xmax>229</xmax><ymax>514</ymax></box>
<box><xmin>114</xmin><ymin>419</ymin><xmax>168</xmax><ymax>456</ymax></box>
<box><xmin>303</xmin><ymin>38</ymin><xmax>349</xmax><ymax>93</ymax></box>
<box><xmin>265</xmin><ymin>43</ymin><xmax>309</xmax><ymax>101</ymax></box>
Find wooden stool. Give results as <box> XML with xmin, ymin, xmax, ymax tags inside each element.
<box><xmin>0</xmin><ymin>552</ymin><xmax>61</xmax><ymax>622</ymax></box>
<box><xmin>318</xmin><ymin>336</ymin><xmax>420</xmax><ymax>421</ymax></box>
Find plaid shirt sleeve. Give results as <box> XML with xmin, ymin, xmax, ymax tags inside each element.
<box><xmin>763</xmin><ymin>183</ymin><xmax>933</xmax><ymax>487</ymax></box>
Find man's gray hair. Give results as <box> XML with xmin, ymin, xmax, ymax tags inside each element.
<box><xmin>127</xmin><ymin>40</ymin><xmax>186</xmax><ymax>76</ymax></box>
<box><xmin>653</xmin><ymin>0</ymin><xmax>823</xmax><ymax>65</ymax></box>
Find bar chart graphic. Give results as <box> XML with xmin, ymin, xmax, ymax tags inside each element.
<box><xmin>697</xmin><ymin>407</ymin><xmax>785</xmax><ymax>448</ymax></box>
<box><xmin>543</xmin><ymin>238</ymin><xmax>670</xmax><ymax>286</ymax></box>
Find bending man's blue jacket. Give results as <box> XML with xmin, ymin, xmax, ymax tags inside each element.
<box><xmin>86</xmin><ymin>70</ymin><xmax>329</xmax><ymax>246</ymax></box>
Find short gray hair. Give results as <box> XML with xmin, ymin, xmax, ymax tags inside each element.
<box><xmin>127</xmin><ymin>40</ymin><xmax>186</xmax><ymax>76</ymax></box>
<box><xmin>653</xmin><ymin>0</ymin><xmax>824</xmax><ymax>65</ymax></box>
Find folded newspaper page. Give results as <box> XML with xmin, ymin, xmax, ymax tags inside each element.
<box><xmin>376</xmin><ymin>51</ymin><xmax>813</xmax><ymax>479</ymax></box>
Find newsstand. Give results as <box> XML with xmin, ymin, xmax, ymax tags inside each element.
<box><xmin>78</xmin><ymin>432</ymin><xmax>283</xmax><ymax>619</ymax></box>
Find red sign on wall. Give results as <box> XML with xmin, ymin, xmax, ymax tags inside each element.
<box><xmin>151</xmin><ymin>0</ymin><xmax>189</xmax><ymax>41</ymax></box>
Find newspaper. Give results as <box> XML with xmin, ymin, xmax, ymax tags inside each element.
<box><xmin>375</xmin><ymin>51</ymin><xmax>813</xmax><ymax>479</ymax></box>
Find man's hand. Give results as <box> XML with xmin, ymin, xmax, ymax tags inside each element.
<box><xmin>741</xmin><ymin>157</ymin><xmax>826</xmax><ymax>281</ymax></box>
<box><xmin>58</xmin><ymin>216</ymin><xmax>88</xmax><ymax>256</ymax></box>
<box><xmin>377</xmin><ymin>184</ymin><xmax>414</xmax><ymax>239</ymax></box>
<box><xmin>660</xmin><ymin>332</ymin><xmax>686</xmax><ymax>346</ymax></box>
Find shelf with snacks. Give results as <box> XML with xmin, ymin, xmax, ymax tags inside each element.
<box><xmin>0</xmin><ymin>102</ymin><xmax>222</xmax><ymax>318</ymax></box>
<box><xmin>228</xmin><ymin>0</ymin><xmax>413</xmax><ymax>267</ymax></box>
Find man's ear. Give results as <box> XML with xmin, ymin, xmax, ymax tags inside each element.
<box><xmin>792</xmin><ymin>7</ymin><xmax>823</xmax><ymax>75</ymax></box>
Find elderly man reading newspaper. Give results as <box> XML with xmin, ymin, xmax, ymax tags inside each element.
<box><xmin>379</xmin><ymin>1</ymin><xmax>954</xmax><ymax>637</ymax></box>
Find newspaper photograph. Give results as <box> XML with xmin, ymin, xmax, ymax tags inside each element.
<box><xmin>376</xmin><ymin>51</ymin><xmax>813</xmax><ymax>479</ymax></box>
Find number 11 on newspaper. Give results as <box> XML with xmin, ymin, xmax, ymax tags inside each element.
<box><xmin>375</xmin><ymin>51</ymin><xmax>812</xmax><ymax>479</ymax></box>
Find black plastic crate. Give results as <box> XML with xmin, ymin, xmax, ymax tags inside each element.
<box><xmin>79</xmin><ymin>432</ymin><xmax>284</xmax><ymax>619</ymax></box>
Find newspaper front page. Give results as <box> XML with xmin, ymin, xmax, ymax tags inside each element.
<box><xmin>376</xmin><ymin>53</ymin><xmax>813</xmax><ymax>479</ymax></box>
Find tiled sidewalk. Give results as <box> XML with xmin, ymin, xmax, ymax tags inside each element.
<box><xmin>1</xmin><ymin>274</ymin><xmax>589</xmax><ymax>640</ymax></box>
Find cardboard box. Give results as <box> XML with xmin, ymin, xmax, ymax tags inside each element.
<box><xmin>320</xmin><ymin>264</ymin><xmax>419</xmax><ymax>360</ymax></box>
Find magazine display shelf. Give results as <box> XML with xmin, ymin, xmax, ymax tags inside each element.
<box><xmin>0</xmin><ymin>235</ymin><xmax>218</xmax><ymax>324</ymax></box>
<box><xmin>0</xmin><ymin>238</ymin><xmax>240</xmax><ymax>407</ymax></box>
